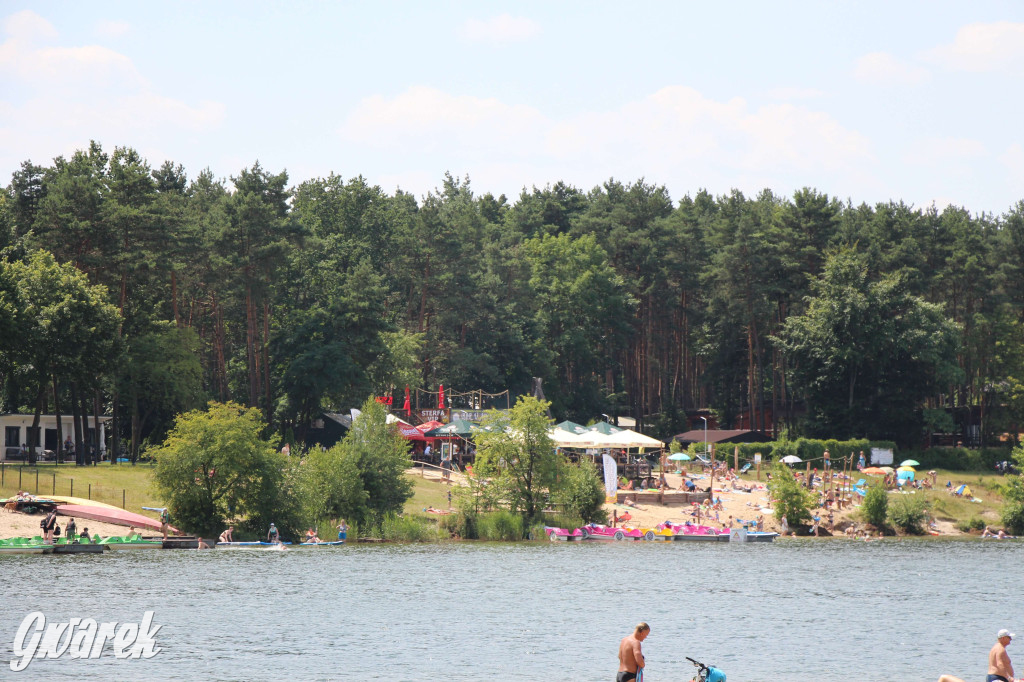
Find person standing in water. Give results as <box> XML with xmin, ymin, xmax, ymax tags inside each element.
<box><xmin>617</xmin><ymin>622</ymin><xmax>649</xmax><ymax>681</ymax></box>
<box><xmin>937</xmin><ymin>628</ymin><xmax>1015</xmax><ymax>682</ymax></box>
<box><xmin>267</xmin><ymin>523</ymin><xmax>280</xmax><ymax>543</ymax></box>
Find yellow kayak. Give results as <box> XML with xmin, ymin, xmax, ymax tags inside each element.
<box><xmin>46</xmin><ymin>495</ymin><xmax>123</xmax><ymax>510</ymax></box>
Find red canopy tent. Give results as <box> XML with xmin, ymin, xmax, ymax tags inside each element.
<box><xmin>397</xmin><ymin>420</ymin><xmax>444</xmax><ymax>442</ymax></box>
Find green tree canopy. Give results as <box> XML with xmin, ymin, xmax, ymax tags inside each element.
<box><xmin>474</xmin><ymin>395</ymin><xmax>559</xmax><ymax>522</ymax></box>
<box><xmin>152</xmin><ymin>402</ymin><xmax>292</xmax><ymax>537</ymax></box>
<box><xmin>775</xmin><ymin>248</ymin><xmax>961</xmax><ymax>443</ymax></box>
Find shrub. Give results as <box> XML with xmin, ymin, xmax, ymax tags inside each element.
<box><xmin>438</xmin><ymin>511</ymin><xmax>478</xmax><ymax>539</ymax></box>
<box><xmin>862</xmin><ymin>485</ymin><xmax>889</xmax><ymax>528</ymax></box>
<box><xmin>766</xmin><ymin>462</ymin><xmax>814</xmax><ymax>526</ymax></box>
<box><xmin>956</xmin><ymin>517</ymin><xmax>986</xmax><ymax>533</ymax></box>
<box><xmin>1003</xmin><ymin>457</ymin><xmax>1024</xmax><ymax>535</ymax></box>
<box><xmin>544</xmin><ymin>513</ymin><xmax>585</xmax><ymax>532</ymax></box>
<box><xmin>555</xmin><ymin>459</ymin><xmax>608</xmax><ymax>523</ymax></box>
<box><xmin>380</xmin><ymin>513</ymin><xmax>440</xmax><ymax>542</ymax></box>
<box><xmin>1002</xmin><ymin>502</ymin><xmax>1024</xmax><ymax>536</ymax></box>
<box><xmin>887</xmin><ymin>495</ymin><xmax>928</xmax><ymax>534</ymax></box>
<box><xmin>477</xmin><ymin>510</ymin><xmax>524</xmax><ymax>541</ymax></box>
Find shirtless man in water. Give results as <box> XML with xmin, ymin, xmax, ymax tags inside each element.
<box><xmin>617</xmin><ymin>622</ymin><xmax>649</xmax><ymax>681</ymax></box>
<box><xmin>937</xmin><ymin>629</ymin><xmax>1015</xmax><ymax>682</ymax></box>
<box><xmin>989</xmin><ymin>630</ymin><xmax>1015</xmax><ymax>682</ymax></box>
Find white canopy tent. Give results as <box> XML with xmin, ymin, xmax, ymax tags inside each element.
<box><xmin>602</xmin><ymin>429</ymin><xmax>664</xmax><ymax>449</ymax></box>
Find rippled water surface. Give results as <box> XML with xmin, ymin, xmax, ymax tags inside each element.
<box><xmin>1</xmin><ymin>538</ymin><xmax>1022</xmax><ymax>681</ymax></box>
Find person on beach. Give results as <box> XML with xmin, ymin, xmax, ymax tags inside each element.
<box><xmin>160</xmin><ymin>508</ymin><xmax>170</xmax><ymax>540</ymax></box>
<box><xmin>617</xmin><ymin>622</ymin><xmax>649</xmax><ymax>681</ymax></box>
<box><xmin>66</xmin><ymin>517</ymin><xmax>77</xmax><ymax>540</ymax></box>
<box><xmin>337</xmin><ymin>519</ymin><xmax>348</xmax><ymax>542</ymax></box>
<box><xmin>219</xmin><ymin>526</ymin><xmax>234</xmax><ymax>543</ymax></box>
<box><xmin>41</xmin><ymin>508</ymin><xmax>58</xmax><ymax>542</ymax></box>
<box><xmin>267</xmin><ymin>523</ymin><xmax>280</xmax><ymax>543</ymax></box>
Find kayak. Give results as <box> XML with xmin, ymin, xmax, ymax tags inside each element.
<box><xmin>297</xmin><ymin>540</ymin><xmax>345</xmax><ymax>546</ymax></box>
<box><xmin>216</xmin><ymin>541</ymin><xmax>293</xmax><ymax>548</ymax></box>
<box><xmin>57</xmin><ymin>504</ymin><xmax>176</xmax><ymax>533</ymax></box>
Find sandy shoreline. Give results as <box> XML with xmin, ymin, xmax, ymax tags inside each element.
<box><xmin>602</xmin><ymin>471</ymin><xmax>963</xmax><ymax>536</ymax></box>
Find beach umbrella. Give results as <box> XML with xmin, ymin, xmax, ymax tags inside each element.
<box><xmin>899</xmin><ymin>459</ymin><xmax>920</xmax><ymax>467</ymax></box>
<box><xmin>879</xmin><ymin>466</ymin><xmax>895</xmax><ymax>475</ymax></box>
<box><xmin>781</xmin><ymin>455</ymin><xmax>802</xmax><ymax>464</ymax></box>
<box><xmin>668</xmin><ymin>453</ymin><xmax>691</xmax><ymax>461</ymax></box>
<box><xmin>862</xmin><ymin>467</ymin><xmax>886</xmax><ymax>475</ymax></box>
<box><xmin>896</xmin><ymin>466</ymin><xmax>916</xmax><ymax>472</ymax></box>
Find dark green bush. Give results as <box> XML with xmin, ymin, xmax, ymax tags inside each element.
<box><xmin>477</xmin><ymin>510</ymin><xmax>524</xmax><ymax>541</ymax></box>
<box><xmin>956</xmin><ymin>517</ymin><xmax>986</xmax><ymax>533</ymax></box>
<box><xmin>887</xmin><ymin>495</ymin><xmax>928</xmax><ymax>534</ymax></box>
<box><xmin>380</xmin><ymin>514</ymin><xmax>440</xmax><ymax>542</ymax></box>
<box><xmin>862</xmin><ymin>485</ymin><xmax>889</xmax><ymax>527</ymax></box>
<box><xmin>438</xmin><ymin>511</ymin><xmax>478</xmax><ymax>539</ymax></box>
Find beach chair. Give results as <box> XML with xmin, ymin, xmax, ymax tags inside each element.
<box><xmin>739</xmin><ymin>462</ymin><xmax>752</xmax><ymax>474</ymax></box>
<box><xmin>855</xmin><ymin>478</ymin><xmax>866</xmax><ymax>488</ymax></box>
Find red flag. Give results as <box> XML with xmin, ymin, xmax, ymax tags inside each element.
<box><xmin>402</xmin><ymin>385</ymin><xmax>411</xmax><ymax>415</ymax></box>
<box><xmin>438</xmin><ymin>384</ymin><xmax>446</xmax><ymax>409</ymax></box>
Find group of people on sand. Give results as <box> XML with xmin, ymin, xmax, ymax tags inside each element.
<box><xmin>38</xmin><ymin>508</ymin><xmax>94</xmax><ymax>544</ymax></box>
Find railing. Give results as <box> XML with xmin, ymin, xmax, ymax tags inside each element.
<box><xmin>0</xmin><ymin>463</ymin><xmax>130</xmax><ymax>509</ymax></box>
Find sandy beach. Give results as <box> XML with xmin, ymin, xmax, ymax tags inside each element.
<box><xmin>0</xmin><ymin>510</ymin><xmax>147</xmax><ymax>540</ymax></box>
<box><xmin>603</xmin><ymin>470</ymin><xmax>961</xmax><ymax>536</ymax></box>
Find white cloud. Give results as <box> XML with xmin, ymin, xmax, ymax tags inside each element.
<box><xmin>1001</xmin><ymin>143</ymin><xmax>1024</xmax><ymax>188</ymax></box>
<box><xmin>458</xmin><ymin>14</ymin><xmax>540</xmax><ymax>44</ymax></box>
<box><xmin>2</xmin><ymin>9</ymin><xmax>57</xmax><ymax>41</ymax></box>
<box><xmin>343</xmin><ymin>86</ymin><xmax>547</xmax><ymax>156</ymax></box>
<box><xmin>853</xmin><ymin>51</ymin><xmax>930</xmax><ymax>86</ymax></box>
<box><xmin>763</xmin><ymin>87</ymin><xmax>826</xmax><ymax>101</ymax></box>
<box><xmin>340</xmin><ymin>85</ymin><xmax>874</xmax><ymax>198</ymax></box>
<box><xmin>903</xmin><ymin>137</ymin><xmax>986</xmax><ymax>166</ymax></box>
<box><xmin>923</xmin><ymin>22</ymin><xmax>1024</xmax><ymax>72</ymax></box>
<box><xmin>0</xmin><ymin>10</ymin><xmax>224</xmax><ymax>174</ymax></box>
<box><xmin>95</xmin><ymin>20</ymin><xmax>131</xmax><ymax>39</ymax></box>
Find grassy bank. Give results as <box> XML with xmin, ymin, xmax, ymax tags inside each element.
<box><xmin>0</xmin><ymin>461</ymin><xmax>164</xmax><ymax>516</ymax></box>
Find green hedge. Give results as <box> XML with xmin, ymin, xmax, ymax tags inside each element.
<box><xmin>714</xmin><ymin>439</ymin><xmax>896</xmax><ymax>469</ymax></box>
<box><xmin>707</xmin><ymin>440</ymin><xmax>1008</xmax><ymax>473</ymax></box>
<box><xmin>895</xmin><ymin>447</ymin><xmax>1010</xmax><ymax>472</ymax></box>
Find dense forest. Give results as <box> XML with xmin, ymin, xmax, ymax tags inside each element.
<box><xmin>1</xmin><ymin>141</ymin><xmax>1023</xmax><ymax>456</ymax></box>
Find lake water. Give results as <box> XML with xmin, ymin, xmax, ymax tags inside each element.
<box><xmin>0</xmin><ymin>538</ymin><xmax>1022</xmax><ymax>681</ymax></box>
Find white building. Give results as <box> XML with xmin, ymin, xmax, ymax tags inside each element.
<box><xmin>0</xmin><ymin>413</ymin><xmax>110</xmax><ymax>461</ymax></box>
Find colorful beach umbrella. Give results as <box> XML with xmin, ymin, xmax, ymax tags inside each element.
<box><xmin>668</xmin><ymin>452</ymin><xmax>691</xmax><ymax>461</ymax></box>
<box><xmin>862</xmin><ymin>467</ymin><xmax>886</xmax><ymax>475</ymax></box>
<box><xmin>899</xmin><ymin>459</ymin><xmax>920</xmax><ymax>467</ymax></box>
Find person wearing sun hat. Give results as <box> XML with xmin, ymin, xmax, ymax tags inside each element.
<box><xmin>988</xmin><ymin>629</ymin><xmax>1015</xmax><ymax>682</ymax></box>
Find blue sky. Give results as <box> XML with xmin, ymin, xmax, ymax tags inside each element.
<box><xmin>1</xmin><ymin>2</ymin><xmax>1022</xmax><ymax>214</ymax></box>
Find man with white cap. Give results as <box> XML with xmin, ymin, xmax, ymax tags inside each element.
<box><xmin>988</xmin><ymin>629</ymin><xmax>1015</xmax><ymax>682</ymax></box>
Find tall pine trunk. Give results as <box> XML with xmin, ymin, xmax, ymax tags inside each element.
<box><xmin>53</xmin><ymin>376</ymin><xmax>63</xmax><ymax>463</ymax></box>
